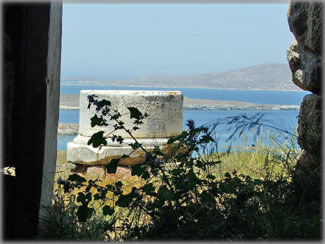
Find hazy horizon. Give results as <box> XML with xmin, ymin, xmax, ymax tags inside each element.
<box><xmin>61</xmin><ymin>3</ymin><xmax>294</xmax><ymax>80</ymax></box>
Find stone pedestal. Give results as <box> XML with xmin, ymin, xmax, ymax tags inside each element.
<box><xmin>67</xmin><ymin>90</ymin><xmax>183</xmax><ymax>171</ymax></box>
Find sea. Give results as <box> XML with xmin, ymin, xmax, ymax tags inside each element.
<box><xmin>57</xmin><ymin>84</ymin><xmax>310</xmax><ymax>151</ymax></box>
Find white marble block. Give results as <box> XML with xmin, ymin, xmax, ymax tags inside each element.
<box><xmin>67</xmin><ymin>90</ymin><xmax>183</xmax><ymax>166</ymax></box>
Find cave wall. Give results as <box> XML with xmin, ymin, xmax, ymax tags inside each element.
<box><xmin>286</xmin><ymin>1</ymin><xmax>322</xmax><ymax>178</ymax></box>
<box><xmin>2</xmin><ymin>3</ymin><xmax>62</xmax><ymax>239</ymax></box>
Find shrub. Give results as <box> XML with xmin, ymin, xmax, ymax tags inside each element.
<box><xmin>49</xmin><ymin>95</ymin><xmax>320</xmax><ymax>241</ymax></box>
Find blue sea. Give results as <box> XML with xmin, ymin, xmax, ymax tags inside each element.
<box><xmin>58</xmin><ymin>85</ymin><xmax>309</xmax><ymax>151</ymax></box>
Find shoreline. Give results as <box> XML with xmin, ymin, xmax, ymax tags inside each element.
<box><xmin>60</xmin><ymin>83</ymin><xmax>302</xmax><ymax>92</ymax></box>
<box><xmin>60</xmin><ymin>94</ymin><xmax>300</xmax><ymax>111</ymax></box>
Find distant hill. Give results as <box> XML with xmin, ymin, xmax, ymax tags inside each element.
<box><xmin>62</xmin><ymin>63</ymin><xmax>298</xmax><ymax>91</ymax></box>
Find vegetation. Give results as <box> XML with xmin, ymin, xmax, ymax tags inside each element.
<box><xmin>39</xmin><ymin>95</ymin><xmax>321</xmax><ymax>241</ymax></box>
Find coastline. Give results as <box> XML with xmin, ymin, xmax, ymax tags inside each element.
<box><xmin>60</xmin><ymin>82</ymin><xmax>302</xmax><ymax>92</ymax></box>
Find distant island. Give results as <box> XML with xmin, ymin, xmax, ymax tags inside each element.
<box><xmin>61</xmin><ymin>63</ymin><xmax>299</xmax><ymax>91</ymax></box>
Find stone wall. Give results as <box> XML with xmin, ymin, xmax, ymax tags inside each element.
<box><xmin>286</xmin><ymin>1</ymin><xmax>322</xmax><ymax>178</ymax></box>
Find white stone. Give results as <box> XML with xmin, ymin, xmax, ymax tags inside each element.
<box><xmin>79</xmin><ymin>90</ymin><xmax>183</xmax><ymax>138</ymax></box>
<box><xmin>67</xmin><ymin>90</ymin><xmax>183</xmax><ymax>166</ymax></box>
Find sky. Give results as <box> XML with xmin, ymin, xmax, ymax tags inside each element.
<box><xmin>61</xmin><ymin>3</ymin><xmax>295</xmax><ymax>80</ymax></box>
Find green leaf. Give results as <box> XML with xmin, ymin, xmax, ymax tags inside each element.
<box><xmin>143</xmin><ymin>183</ymin><xmax>155</xmax><ymax>195</ymax></box>
<box><xmin>63</xmin><ymin>183</ymin><xmax>70</xmax><ymax>193</ymax></box>
<box><xmin>171</xmin><ymin>168</ymin><xmax>184</xmax><ymax>175</ymax></box>
<box><xmin>77</xmin><ymin>206</ymin><xmax>94</xmax><ymax>222</ymax></box>
<box><xmin>99</xmin><ymin>99</ymin><xmax>111</xmax><ymax>107</ymax></box>
<box><xmin>94</xmin><ymin>193</ymin><xmax>101</xmax><ymax>200</ymax></box>
<box><xmin>85</xmin><ymin>192</ymin><xmax>92</xmax><ymax>202</ymax></box>
<box><xmin>206</xmin><ymin>174</ymin><xmax>216</xmax><ymax>180</ymax></box>
<box><xmin>102</xmin><ymin>205</ymin><xmax>115</xmax><ymax>216</ymax></box>
<box><xmin>68</xmin><ymin>174</ymin><xmax>86</xmax><ymax>184</ymax></box>
<box><xmin>131</xmin><ymin>163</ymin><xmax>145</xmax><ymax>177</ymax></box>
<box><xmin>116</xmin><ymin>193</ymin><xmax>133</xmax><ymax>207</ymax></box>
<box><xmin>127</xmin><ymin>107</ymin><xmax>142</xmax><ymax>120</ymax></box>
<box><xmin>200</xmin><ymin>134</ymin><xmax>214</xmax><ymax>143</ymax></box>
<box><xmin>77</xmin><ymin>192</ymin><xmax>86</xmax><ymax>204</ymax></box>
<box><xmin>106</xmin><ymin>158</ymin><xmax>120</xmax><ymax>174</ymax></box>
<box><xmin>196</xmin><ymin>160</ymin><xmax>204</xmax><ymax>168</ymax></box>
<box><xmin>130</xmin><ymin>142</ymin><xmax>141</xmax><ymax>150</ymax></box>
<box><xmin>158</xmin><ymin>185</ymin><xmax>173</xmax><ymax>201</ymax></box>
<box><xmin>188</xmin><ymin>169</ymin><xmax>199</xmax><ymax>187</ymax></box>
<box><xmin>115</xmin><ymin>181</ymin><xmax>123</xmax><ymax>188</ymax></box>
<box><xmin>141</xmin><ymin>171</ymin><xmax>150</xmax><ymax>180</ymax></box>
<box><xmin>167</xmin><ymin>137</ymin><xmax>178</xmax><ymax>144</ymax></box>
<box><xmin>90</xmin><ymin>114</ymin><xmax>104</xmax><ymax>127</ymax></box>
<box><xmin>87</xmin><ymin>131</ymin><xmax>107</xmax><ymax>148</ymax></box>
<box><xmin>153</xmin><ymin>146</ymin><xmax>164</xmax><ymax>156</ymax></box>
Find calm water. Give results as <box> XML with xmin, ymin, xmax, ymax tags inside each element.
<box><xmin>60</xmin><ymin>84</ymin><xmax>309</xmax><ymax>105</ymax></box>
<box><xmin>58</xmin><ymin>108</ymin><xmax>299</xmax><ymax>151</ymax></box>
<box><xmin>58</xmin><ymin>85</ymin><xmax>304</xmax><ymax>151</ymax></box>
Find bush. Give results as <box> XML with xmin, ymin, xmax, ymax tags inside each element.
<box><xmin>48</xmin><ymin>95</ymin><xmax>320</xmax><ymax>241</ymax></box>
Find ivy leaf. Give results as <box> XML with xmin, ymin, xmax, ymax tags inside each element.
<box><xmin>99</xmin><ymin>99</ymin><xmax>111</xmax><ymax>107</ymax></box>
<box><xmin>68</xmin><ymin>174</ymin><xmax>86</xmax><ymax>184</ymax></box>
<box><xmin>127</xmin><ymin>107</ymin><xmax>142</xmax><ymax>120</ymax></box>
<box><xmin>106</xmin><ymin>158</ymin><xmax>120</xmax><ymax>174</ymax></box>
<box><xmin>87</xmin><ymin>131</ymin><xmax>107</xmax><ymax>148</ymax></box>
<box><xmin>102</xmin><ymin>205</ymin><xmax>115</xmax><ymax>216</ymax></box>
<box><xmin>90</xmin><ymin>114</ymin><xmax>104</xmax><ymax>127</ymax></box>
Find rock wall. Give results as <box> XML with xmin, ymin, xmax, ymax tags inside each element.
<box><xmin>286</xmin><ymin>1</ymin><xmax>322</xmax><ymax>178</ymax></box>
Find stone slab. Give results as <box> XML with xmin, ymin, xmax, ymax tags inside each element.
<box><xmin>79</xmin><ymin>90</ymin><xmax>183</xmax><ymax>138</ymax></box>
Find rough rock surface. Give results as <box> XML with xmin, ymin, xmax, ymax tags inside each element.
<box><xmin>287</xmin><ymin>1</ymin><xmax>322</xmax><ymax>178</ymax></box>
<box><xmin>288</xmin><ymin>2</ymin><xmax>322</xmax><ymax>53</ymax></box>
<box><xmin>287</xmin><ymin>41</ymin><xmax>305</xmax><ymax>90</ymax></box>
<box><xmin>297</xmin><ymin>94</ymin><xmax>321</xmax><ymax>154</ymax></box>
<box><xmin>287</xmin><ymin>1</ymin><xmax>322</xmax><ymax>94</ymax></box>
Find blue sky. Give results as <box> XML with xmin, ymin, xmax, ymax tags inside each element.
<box><xmin>61</xmin><ymin>3</ymin><xmax>294</xmax><ymax>80</ymax></box>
